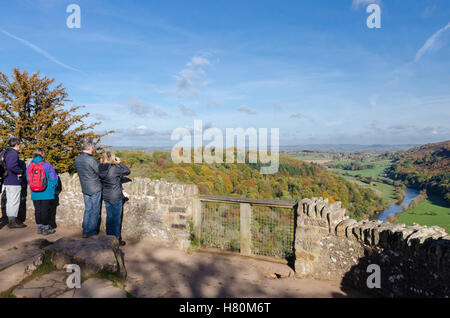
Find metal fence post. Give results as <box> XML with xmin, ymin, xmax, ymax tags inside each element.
<box><xmin>192</xmin><ymin>198</ymin><xmax>202</xmax><ymax>245</ymax></box>
<box><xmin>240</xmin><ymin>203</ymin><xmax>252</xmax><ymax>255</ymax></box>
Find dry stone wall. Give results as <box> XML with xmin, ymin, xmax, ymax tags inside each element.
<box><xmin>25</xmin><ymin>173</ymin><xmax>198</xmax><ymax>250</ymax></box>
<box><xmin>295</xmin><ymin>197</ymin><xmax>450</xmax><ymax>297</ymax></box>
<box><xmin>23</xmin><ymin>174</ymin><xmax>450</xmax><ymax>297</ymax></box>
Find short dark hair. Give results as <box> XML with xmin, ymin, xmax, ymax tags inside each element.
<box><xmin>82</xmin><ymin>139</ymin><xmax>95</xmax><ymax>151</ymax></box>
<box><xmin>8</xmin><ymin>138</ymin><xmax>20</xmax><ymax>148</ymax></box>
<box><xmin>32</xmin><ymin>148</ymin><xmax>46</xmax><ymax>159</ymax></box>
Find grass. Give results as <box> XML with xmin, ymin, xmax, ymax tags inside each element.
<box><xmin>329</xmin><ymin>160</ymin><xmax>392</xmax><ymax>178</ymax></box>
<box><xmin>329</xmin><ymin>160</ymin><xmax>397</xmax><ymax>205</ymax></box>
<box><xmin>395</xmin><ymin>194</ymin><xmax>450</xmax><ymax>233</ymax></box>
<box><xmin>89</xmin><ymin>270</ymin><xmax>125</xmax><ymax>289</ymax></box>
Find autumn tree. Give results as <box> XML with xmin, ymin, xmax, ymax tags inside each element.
<box><xmin>0</xmin><ymin>68</ymin><xmax>112</xmax><ymax>173</ymax></box>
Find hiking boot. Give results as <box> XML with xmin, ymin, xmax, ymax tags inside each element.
<box><xmin>8</xmin><ymin>219</ymin><xmax>26</xmax><ymax>229</ymax></box>
<box><xmin>42</xmin><ymin>227</ymin><xmax>56</xmax><ymax>235</ymax></box>
<box><xmin>16</xmin><ymin>220</ymin><xmax>27</xmax><ymax>228</ymax></box>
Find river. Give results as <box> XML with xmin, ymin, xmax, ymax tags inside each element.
<box><xmin>377</xmin><ymin>188</ymin><xmax>420</xmax><ymax>222</ymax></box>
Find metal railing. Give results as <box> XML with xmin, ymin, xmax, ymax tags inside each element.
<box><xmin>192</xmin><ymin>195</ymin><xmax>297</xmax><ymax>262</ymax></box>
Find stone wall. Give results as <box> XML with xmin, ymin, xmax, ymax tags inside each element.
<box><xmin>25</xmin><ymin>174</ymin><xmax>199</xmax><ymax>250</ymax></box>
<box><xmin>23</xmin><ymin>175</ymin><xmax>450</xmax><ymax>297</ymax></box>
<box><xmin>295</xmin><ymin>197</ymin><xmax>450</xmax><ymax>297</ymax></box>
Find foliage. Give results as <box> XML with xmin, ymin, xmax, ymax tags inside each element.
<box><xmin>387</xmin><ymin>141</ymin><xmax>450</xmax><ymax>205</ymax></box>
<box><xmin>116</xmin><ymin>149</ymin><xmax>384</xmax><ymax>219</ymax></box>
<box><xmin>0</xmin><ymin>68</ymin><xmax>112</xmax><ymax>173</ymax></box>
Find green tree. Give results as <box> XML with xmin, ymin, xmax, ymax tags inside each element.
<box><xmin>0</xmin><ymin>68</ymin><xmax>112</xmax><ymax>173</ymax></box>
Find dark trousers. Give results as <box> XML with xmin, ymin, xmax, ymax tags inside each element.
<box><xmin>48</xmin><ymin>199</ymin><xmax>58</xmax><ymax>229</ymax></box>
<box><xmin>33</xmin><ymin>200</ymin><xmax>53</xmax><ymax>226</ymax></box>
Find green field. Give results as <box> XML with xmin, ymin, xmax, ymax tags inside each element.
<box><xmin>329</xmin><ymin>160</ymin><xmax>392</xmax><ymax>178</ymax></box>
<box><xmin>395</xmin><ymin>195</ymin><xmax>450</xmax><ymax>233</ymax></box>
<box><xmin>328</xmin><ymin>160</ymin><xmax>397</xmax><ymax>204</ymax></box>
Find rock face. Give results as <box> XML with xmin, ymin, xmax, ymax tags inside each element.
<box><xmin>295</xmin><ymin>197</ymin><xmax>450</xmax><ymax>298</ymax></box>
<box><xmin>0</xmin><ymin>239</ymin><xmax>46</xmax><ymax>294</ymax></box>
<box><xmin>45</xmin><ymin>236</ymin><xmax>127</xmax><ymax>279</ymax></box>
<box><xmin>25</xmin><ymin>174</ymin><xmax>198</xmax><ymax>250</ymax></box>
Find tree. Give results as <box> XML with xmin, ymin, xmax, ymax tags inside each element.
<box><xmin>0</xmin><ymin>68</ymin><xmax>112</xmax><ymax>173</ymax></box>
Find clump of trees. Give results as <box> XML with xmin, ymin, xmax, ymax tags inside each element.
<box><xmin>387</xmin><ymin>141</ymin><xmax>449</xmax><ymax>206</ymax></box>
<box><xmin>0</xmin><ymin>69</ymin><xmax>112</xmax><ymax>172</ymax></box>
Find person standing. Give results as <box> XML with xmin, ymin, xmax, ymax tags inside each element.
<box><xmin>98</xmin><ymin>151</ymin><xmax>130</xmax><ymax>246</ymax></box>
<box><xmin>74</xmin><ymin>139</ymin><xmax>102</xmax><ymax>238</ymax></box>
<box><xmin>3</xmin><ymin>138</ymin><xmax>26</xmax><ymax>229</ymax></box>
<box><xmin>26</xmin><ymin>148</ymin><xmax>58</xmax><ymax>235</ymax></box>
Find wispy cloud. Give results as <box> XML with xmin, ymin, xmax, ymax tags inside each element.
<box><xmin>179</xmin><ymin>105</ymin><xmax>196</xmax><ymax>116</ymax></box>
<box><xmin>415</xmin><ymin>22</ymin><xmax>450</xmax><ymax>62</ymax></box>
<box><xmin>127</xmin><ymin>97</ymin><xmax>168</xmax><ymax>118</ymax></box>
<box><xmin>237</xmin><ymin>104</ymin><xmax>257</xmax><ymax>115</ymax></box>
<box><xmin>352</xmin><ymin>0</ymin><xmax>381</xmax><ymax>10</ymax></box>
<box><xmin>174</xmin><ymin>56</ymin><xmax>211</xmax><ymax>93</ymax></box>
<box><xmin>0</xmin><ymin>28</ymin><xmax>80</xmax><ymax>72</ymax></box>
<box><xmin>290</xmin><ymin>112</ymin><xmax>314</xmax><ymax>121</ymax></box>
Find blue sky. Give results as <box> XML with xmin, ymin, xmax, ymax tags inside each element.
<box><xmin>0</xmin><ymin>0</ymin><xmax>449</xmax><ymax>147</ymax></box>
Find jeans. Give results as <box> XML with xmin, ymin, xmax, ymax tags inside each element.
<box><xmin>105</xmin><ymin>200</ymin><xmax>123</xmax><ymax>239</ymax></box>
<box><xmin>82</xmin><ymin>191</ymin><xmax>102</xmax><ymax>236</ymax></box>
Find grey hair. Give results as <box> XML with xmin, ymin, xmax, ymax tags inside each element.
<box><xmin>82</xmin><ymin>139</ymin><xmax>95</xmax><ymax>151</ymax></box>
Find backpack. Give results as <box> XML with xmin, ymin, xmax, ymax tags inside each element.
<box><xmin>29</xmin><ymin>161</ymin><xmax>48</xmax><ymax>192</ymax></box>
<box><xmin>0</xmin><ymin>149</ymin><xmax>10</xmax><ymax>181</ymax></box>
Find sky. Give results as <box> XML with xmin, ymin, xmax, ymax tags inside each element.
<box><xmin>0</xmin><ymin>0</ymin><xmax>449</xmax><ymax>147</ymax></box>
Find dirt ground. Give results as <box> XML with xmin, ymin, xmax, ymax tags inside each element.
<box><xmin>0</xmin><ymin>221</ymin><xmax>367</xmax><ymax>298</ymax></box>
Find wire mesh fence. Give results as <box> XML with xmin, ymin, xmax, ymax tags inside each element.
<box><xmin>251</xmin><ymin>206</ymin><xmax>295</xmax><ymax>259</ymax></box>
<box><xmin>200</xmin><ymin>201</ymin><xmax>241</xmax><ymax>252</ymax></box>
<box><xmin>199</xmin><ymin>198</ymin><xmax>296</xmax><ymax>260</ymax></box>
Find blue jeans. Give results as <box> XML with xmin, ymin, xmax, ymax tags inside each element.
<box><xmin>105</xmin><ymin>200</ymin><xmax>123</xmax><ymax>239</ymax></box>
<box><xmin>82</xmin><ymin>191</ymin><xmax>102</xmax><ymax>236</ymax></box>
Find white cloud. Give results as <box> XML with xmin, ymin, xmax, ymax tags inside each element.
<box><xmin>0</xmin><ymin>28</ymin><xmax>80</xmax><ymax>72</ymax></box>
<box><xmin>174</xmin><ymin>56</ymin><xmax>211</xmax><ymax>92</ymax></box>
<box><xmin>237</xmin><ymin>105</ymin><xmax>257</xmax><ymax>115</ymax></box>
<box><xmin>415</xmin><ymin>22</ymin><xmax>450</xmax><ymax>62</ymax></box>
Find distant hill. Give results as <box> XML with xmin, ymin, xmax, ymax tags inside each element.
<box><xmin>115</xmin><ymin>149</ymin><xmax>384</xmax><ymax>219</ymax></box>
<box><xmin>280</xmin><ymin>144</ymin><xmax>418</xmax><ymax>153</ymax></box>
<box><xmin>387</xmin><ymin>141</ymin><xmax>450</xmax><ymax>205</ymax></box>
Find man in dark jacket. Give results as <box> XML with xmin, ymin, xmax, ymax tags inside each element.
<box><xmin>3</xmin><ymin>138</ymin><xmax>26</xmax><ymax>228</ymax></box>
<box><xmin>74</xmin><ymin>139</ymin><xmax>102</xmax><ymax>238</ymax></box>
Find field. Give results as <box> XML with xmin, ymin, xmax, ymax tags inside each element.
<box><xmin>328</xmin><ymin>159</ymin><xmax>397</xmax><ymax>205</ymax></box>
<box><xmin>395</xmin><ymin>195</ymin><xmax>450</xmax><ymax>233</ymax></box>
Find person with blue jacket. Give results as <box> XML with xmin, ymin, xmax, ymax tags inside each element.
<box><xmin>26</xmin><ymin>148</ymin><xmax>58</xmax><ymax>235</ymax></box>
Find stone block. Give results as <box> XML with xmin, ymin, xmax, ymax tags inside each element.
<box><xmin>169</xmin><ymin>207</ymin><xmax>186</xmax><ymax>213</ymax></box>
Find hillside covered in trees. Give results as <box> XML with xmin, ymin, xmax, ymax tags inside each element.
<box><xmin>387</xmin><ymin>141</ymin><xmax>450</xmax><ymax>205</ymax></box>
<box><xmin>115</xmin><ymin>150</ymin><xmax>384</xmax><ymax>220</ymax></box>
